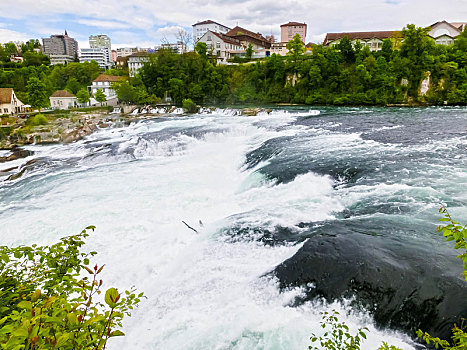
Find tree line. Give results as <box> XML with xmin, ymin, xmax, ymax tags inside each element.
<box><xmin>137</xmin><ymin>24</ymin><xmax>467</xmax><ymax>106</ymax></box>
<box><xmin>1</xmin><ymin>24</ymin><xmax>466</xmax><ymax>109</ymax></box>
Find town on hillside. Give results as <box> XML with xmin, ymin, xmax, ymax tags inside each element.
<box><xmin>0</xmin><ymin>19</ymin><xmax>466</xmax><ymax>115</ymax></box>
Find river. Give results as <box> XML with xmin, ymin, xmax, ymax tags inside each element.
<box><xmin>0</xmin><ymin>107</ymin><xmax>466</xmax><ymax>349</ymax></box>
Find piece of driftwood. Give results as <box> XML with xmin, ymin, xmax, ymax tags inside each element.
<box><xmin>182</xmin><ymin>220</ymin><xmax>198</xmax><ymax>233</ymax></box>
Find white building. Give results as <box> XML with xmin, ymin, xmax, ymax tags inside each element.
<box><xmin>0</xmin><ymin>88</ymin><xmax>25</xmax><ymax>115</ymax></box>
<box><xmin>428</xmin><ymin>21</ymin><xmax>467</xmax><ymax>45</ymax></box>
<box><xmin>160</xmin><ymin>42</ymin><xmax>188</xmax><ymax>54</ymax></box>
<box><xmin>193</xmin><ymin>20</ymin><xmax>230</xmax><ymax>43</ymax></box>
<box><xmin>79</xmin><ymin>47</ymin><xmax>112</xmax><ymax>69</ymax></box>
<box><xmin>49</xmin><ymin>55</ymin><xmax>76</xmax><ymax>65</ymax></box>
<box><xmin>323</xmin><ymin>31</ymin><xmax>398</xmax><ymax>51</ymax></box>
<box><xmin>50</xmin><ymin>90</ymin><xmax>78</xmax><ymax>109</ymax></box>
<box><xmin>89</xmin><ymin>74</ymin><xmax>122</xmax><ymax>105</ymax></box>
<box><xmin>271</xmin><ymin>42</ymin><xmax>289</xmax><ymax>56</ymax></box>
<box><xmin>197</xmin><ymin>30</ymin><xmax>243</xmax><ymax>63</ymax></box>
<box><xmin>128</xmin><ymin>52</ymin><xmax>150</xmax><ymax>77</ymax></box>
<box><xmin>89</xmin><ymin>34</ymin><xmax>111</xmax><ymax>50</ymax></box>
<box><xmin>116</xmin><ymin>47</ymin><xmax>138</xmax><ymax>57</ymax></box>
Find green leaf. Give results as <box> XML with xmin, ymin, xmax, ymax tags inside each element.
<box><xmin>17</xmin><ymin>301</ymin><xmax>32</xmax><ymax>310</ymax></box>
<box><xmin>105</xmin><ymin>288</ymin><xmax>119</xmax><ymax>307</ymax></box>
<box><xmin>56</xmin><ymin>333</ymin><xmax>70</xmax><ymax>347</ymax></box>
<box><xmin>67</xmin><ymin>313</ymin><xmax>79</xmax><ymax>325</ymax></box>
<box><xmin>110</xmin><ymin>330</ymin><xmax>125</xmax><ymax>337</ymax></box>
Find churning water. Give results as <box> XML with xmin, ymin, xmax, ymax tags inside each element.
<box><xmin>0</xmin><ymin>107</ymin><xmax>466</xmax><ymax>349</ymax></box>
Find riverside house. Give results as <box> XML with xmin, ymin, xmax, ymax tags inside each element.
<box><xmin>323</xmin><ymin>31</ymin><xmax>400</xmax><ymax>51</ymax></box>
<box><xmin>0</xmin><ymin>88</ymin><xmax>26</xmax><ymax>115</ymax></box>
<box><xmin>428</xmin><ymin>20</ymin><xmax>467</xmax><ymax>45</ymax></box>
<box><xmin>89</xmin><ymin>74</ymin><xmax>122</xmax><ymax>106</ymax></box>
<box><xmin>50</xmin><ymin>90</ymin><xmax>78</xmax><ymax>109</ymax></box>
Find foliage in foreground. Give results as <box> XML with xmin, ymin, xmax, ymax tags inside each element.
<box><xmin>0</xmin><ymin>227</ymin><xmax>143</xmax><ymax>349</ymax></box>
<box><xmin>416</xmin><ymin>207</ymin><xmax>467</xmax><ymax>349</ymax></box>
<box><xmin>309</xmin><ymin>311</ymin><xmax>401</xmax><ymax>350</ymax></box>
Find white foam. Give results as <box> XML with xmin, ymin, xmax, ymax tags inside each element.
<box><xmin>0</xmin><ymin>111</ymin><xmax>415</xmax><ymax>350</ymax></box>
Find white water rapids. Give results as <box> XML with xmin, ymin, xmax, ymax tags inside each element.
<box><xmin>0</xmin><ymin>109</ymin><xmax>418</xmax><ymax>349</ymax></box>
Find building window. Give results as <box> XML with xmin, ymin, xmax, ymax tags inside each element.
<box><xmin>216</xmin><ymin>42</ymin><xmax>220</xmax><ymax>48</ymax></box>
<box><xmin>4</xmin><ymin>108</ymin><xmax>8</xmax><ymax>113</ymax></box>
<box><xmin>207</xmin><ymin>35</ymin><xmax>212</xmax><ymax>41</ymax></box>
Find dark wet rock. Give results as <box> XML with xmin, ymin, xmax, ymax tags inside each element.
<box><xmin>0</xmin><ymin>148</ymin><xmax>34</xmax><ymax>163</ymax></box>
<box><xmin>274</xmin><ymin>223</ymin><xmax>467</xmax><ymax>340</ymax></box>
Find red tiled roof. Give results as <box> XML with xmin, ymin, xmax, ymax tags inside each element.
<box><xmin>281</xmin><ymin>22</ymin><xmax>306</xmax><ymax>27</ymax></box>
<box><xmin>226</xmin><ymin>26</ymin><xmax>268</xmax><ymax>42</ymax></box>
<box><xmin>0</xmin><ymin>88</ymin><xmax>13</xmax><ymax>104</ymax></box>
<box><xmin>323</xmin><ymin>31</ymin><xmax>400</xmax><ymax>45</ymax></box>
<box><xmin>211</xmin><ymin>31</ymin><xmax>241</xmax><ymax>46</ymax></box>
<box><xmin>450</xmin><ymin>22</ymin><xmax>467</xmax><ymax>30</ymax></box>
<box><xmin>429</xmin><ymin>20</ymin><xmax>464</xmax><ymax>33</ymax></box>
<box><xmin>51</xmin><ymin>90</ymin><xmax>75</xmax><ymax>98</ymax></box>
<box><xmin>193</xmin><ymin>19</ymin><xmax>230</xmax><ymax>29</ymax></box>
<box><xmin>93</xmin><ymin>74</ymin><xmax>123</xmax><ymax>83</ymax></box>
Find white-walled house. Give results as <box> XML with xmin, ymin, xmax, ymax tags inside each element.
<box><xmin>323</xmin><ymin>31</ymin><xmax>399</xmax><ymax>51</ymax></box>
<box><xmin>89</xmin><ymin>74</ymin><xmax>122</xmax><ymax>106</ymax></box>
<box><xmin>0</xmin><ymin>88</ymin><xmax>25</xmax><ymax>115</ymax></box>
<box><xmin>89</xmin><ymin>74</ymin><xmax>121</xmax><ymax>99</ymax></box>
<box><xmin>428</xmin><ymin>21</ymin><xmax>467</xmax><ymax>45</ymax></box>
<box><xmin>50</xmin><ymin>90</ymin><xmax>78</xmax><ymax>109</ymax></box>
<box><xmin>193</xmin><ymin>20</ymin><xmax>230</xmax><ymax>43</ymax></box>
<box><xmin>128</xmin><ymin>52</ymin><xmax>149</xmax><ymax>77</ymax></box>
<box><xmin>198</xmin><ymin>30</ymin><xmax>243</xmax><ymax>62</ymax></box>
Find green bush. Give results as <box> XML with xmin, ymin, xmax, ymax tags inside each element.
<box><xmin>182</xmin><ymin>98</ymin><xmax>198</xmax><ymax>113</ymax></box>
<box><xmin>416</xmin><ymin>207</ymin><xmax>467</xmax><ymax>349</ymax></box>
<box><xmin>0</xmin><ymin>227</ymin><xmax>142</xmax><ymax>349</ymax></box>
<box><xmin>27</xmin><ymin>114</ymin><xmax>48</xmax><ymax>127</ymax></box>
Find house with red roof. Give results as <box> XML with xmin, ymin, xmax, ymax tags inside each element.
<box><xmin>428</xmin><ymin>20</ymin><xmax>467</xmax><ymax>45</ymax></box>
<box><xmin>88</xmin><ymin>74</ymin><xmax>123</xmax><ymax>106</ymax></box>
<box><xmin>0</xmin><ymin>88</ymin><xmax>26</xmax><ymax>115</ymax></box>
<box><xmin>323</xmin><ymin>31</ymin><xmax>401</xmax><ymax>51</ymax></box>
<box><xmin>49</xmin><ymin>90</ymin><xmax>78</xmax><ymax>110</ymax></box>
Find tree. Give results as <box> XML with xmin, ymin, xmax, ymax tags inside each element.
<box><xmin>182</xmin><ymin>98</ymin><xmax>198</xmax><ymax>113</ymax></box>
<box><xmin>195</xmin><ymin>42</ymin><xmax>208</xmax><ymax>59</ymax></box>
<box><xmin>245</xmin><ymin>43</ymin><xmax>253</xmax><ymax>60</ymax></box>
<box><xmin>337</xmin><ymin>36</ymin><xmax>355</xmax><ymax>63</ymax></box>
<box><xmin>286</xmin><ymin>33</ymin><xmax>305</xmax><ymax>63</ymax></box>
<box><xmin>381</xmin><ymin>39</ymin><xmax>393</xmax><ymax>61</ymax></box>
<box><xmin>65</xmin><ymin>77</ymin><xmax>81</xmax><ymax>95</ymax></box>
<box><xmin>26</xmin><ymin>77</ymin><xmax>48</xmax><ymax>110</ymax></box>
<box><xmin>175</xmin><ymin>28</ymin><xmax>192</xmax><ymax>53</ymax></box>
<box><xmin>76</xmin><ymin>88</ymin><xmax>90</xmax><ymax>104</ymax></box>
<box><xmin>94</xmin><ymin>89</ymin><xmax>107</xmax><ymax>104</ymax></box>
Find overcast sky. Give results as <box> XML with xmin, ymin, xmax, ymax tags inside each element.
<box><xmin>1</xmin><ymin>0</ymin><xmax>466</xmax><ymax>48</ymax></box>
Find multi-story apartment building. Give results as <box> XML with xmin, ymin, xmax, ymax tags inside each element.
<box><xmin>281</xmin><ymin>22</ymin><xmax>307</xmax><ymax>43</ymax></box>
<box><xmin>42</xmin><ymin>31</ymin><xmax>78</xmax><ymax>65</ymax></box>
<box><xmin>128</xmin><ymin>52</ymin><xmax>149</xmax><ymax>77</ymax></box>
<box><xmin>89</xmin><ymin>35</ymin><xmax>111</xmax><ymax>50</ymax></box>
<box><xmin>79</xmin><ymin>47</ymin><xmax>112</xmax><ymax>69</ymax></box>
<box><xmin>160</xmin><ymin>41</ymin><xmax>188</xmax><ymax>54</ymax></box>
<box><xmin>192</xmin><ymin>20</ymin><xmax>230</xmax><ymax>43</ymax></box>
<box><xmin>116</xmin><ymin>47</ymin><xmax>138</xmax><ymax>57</ymax></box>
<box><xmin>79</xmin><ymin>34</ymin><xmax>113</xmax><ymax>69</ymax></box>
